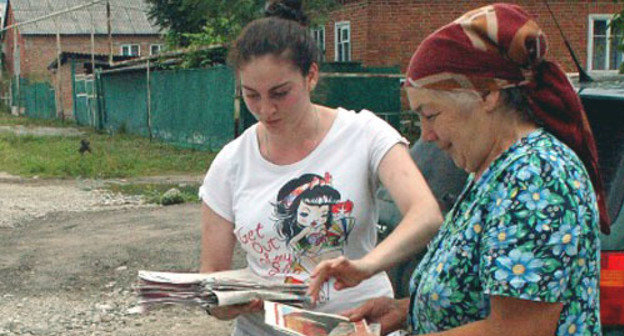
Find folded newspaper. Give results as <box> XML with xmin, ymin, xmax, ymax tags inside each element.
<box><xmin>137</xmin><ymin>269</ymin><xmax>310</xmax><ymax>310</ymax></box>
<box><xmin>265</xmin><ymin>301</ymin><xmax>381</xmax><ymax>336</ymax></box>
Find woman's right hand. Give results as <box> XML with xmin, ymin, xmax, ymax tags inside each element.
<box><xmin>208</xmin><ymin>299</ymin><xmax>264</xmax><ymax>320</ymax></box>
<box><xmin>342</xmin><ymin>297</ymin><xmax>410</xmax><ymax>336</ymax></box>
<box><xmin>307</xmin><ymin>256</ymin><xmax>376</xmax><ymax>303</ymax></box>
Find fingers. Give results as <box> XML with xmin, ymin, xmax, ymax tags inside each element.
<box><xmin>341</xmin><ymin>303</ymin><xmax>370</xmax><ymax>322</ymax></box>
<box><xmin>307</xmin><ymin>259</ymin><xmax>333</xmax><ymax>302</ymax></box>
<box><xmin>308</xmin><ymin>256</ymin><xmax>349</xmax><ymax>302</ymax></box>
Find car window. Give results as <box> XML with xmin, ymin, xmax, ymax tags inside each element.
<box><xmin>581</xmin><ymin>94</ymin><xmax>624</xmax><ymax>250</ymax></box>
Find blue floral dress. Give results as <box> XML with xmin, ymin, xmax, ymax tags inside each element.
<box><xmin>408</xmin><ymin>129</ymin><xmax>601</xmax><ymax>335</ymax></box>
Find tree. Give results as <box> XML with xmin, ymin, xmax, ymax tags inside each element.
<box><xmin>611</xmin><ymin>8</ymin><xmax>624</xmax><ymax>73</ymax></box>
<box><xmin>146</xmin><ymin>0</ymin><xmax>339</xmax><ymax>48</ymax></box>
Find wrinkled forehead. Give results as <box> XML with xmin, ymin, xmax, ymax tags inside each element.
<box><xmin>406</xmin><ymin>87</ymin><xmax>482</xmax><ymax>110</ymax></box>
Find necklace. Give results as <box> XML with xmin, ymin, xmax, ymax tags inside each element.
<box><xmin>262</xmin><ymin>105</ymin><xmax>321</xmax><ymax>162</ymax></box>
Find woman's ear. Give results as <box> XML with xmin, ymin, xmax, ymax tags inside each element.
<box><xmin>483</xmin><ymin>90</ymin><xmax>501</xmax><ymax>113</ymax></box>
<box><xmin>306</xmin><ymin>63</ymin><xmax>319</xmax><ymax>92</ymax></box>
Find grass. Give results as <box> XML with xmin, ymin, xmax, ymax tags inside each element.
<box><xmin>0</xmin><ymin>114</ymin><xmax>216</xmax><ymax>179</ymax></box>
<box><xmin>105</xmin><ymin>183</ymin><xmax>201</xmax><ymax>204</ymax></box>
<box><xmin>0</xmin><ymin>113</ymin><xmax>78</xmax><ymax>128</ymax></box>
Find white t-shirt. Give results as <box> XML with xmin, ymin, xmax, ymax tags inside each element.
<box><xmin>199</xmin><ymin>108</ymin><xmax>407</xmax><ymax>330</ymax></box>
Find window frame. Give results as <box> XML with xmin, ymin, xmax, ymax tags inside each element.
<box><xmin>311</xmin><ymin>25</ymin><xmax>326</xmax><ymax>62</ymax></box>
<box><xmin>334</xmin><ymin>21</ymin><xmax>351</xmax><ymax>62</ymax></box>
<box><xmin>150</xmin><ymin>44</ymin><xmax>163</xmax><ymax>56</ymax></box>
<box><xmin>587</xmin><ymin>14</ymin><xmax>623</xmax><ymax>72</ymax></box>
<box><xmin>120</xmin><ymin>44</ymin><xmax>141</xmax><ymax>57</ymax></box>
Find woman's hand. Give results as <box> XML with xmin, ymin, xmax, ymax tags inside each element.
<box><xmin>207</xmin><ymin>299</ymin><xmax>263</xmax><ymax>320</ymax></box>
<box><xmin>307</xmin><ymin>256</ymin><xmax>376</xmax><ymax>303</ymax></box>
<box><xmin>342</xmin><ymin>297</ymin><xmax>409</xmax><ymax>336</ymax></box>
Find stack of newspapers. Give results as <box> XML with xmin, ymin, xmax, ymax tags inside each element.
<box><xmin>137</xmin><ymin>268</ymin><xmax>310</xmax><ymax>310</ymax></box>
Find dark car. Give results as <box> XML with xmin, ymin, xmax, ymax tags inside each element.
<box><xmin>377</xmin><ymin>81</ymin><xmax>624</xmax><ymax>334</ymax></box>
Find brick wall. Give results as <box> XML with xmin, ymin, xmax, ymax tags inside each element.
<box><xmin>3</xmin><ymin>7</ymin><xmax>26</xmax><ymax>78</ymax></box>
<box><xmin>23</xmin><ymin>35</ymin><xmax>162</xmax><ymax>115</ymax></box>
<box><xmin>324</xmin><ymin>1</ymin><xmax>370</xmax><ymax>63</ymax></box>
<box><xmin>323</xmin><ymin>0</ymin><xmax>624</xmax><ymax>73</ymax></box>
<box><xmin>2</xmin><ymin>3</ymin><xmax>163</xmax><ymax>117</ymax></box>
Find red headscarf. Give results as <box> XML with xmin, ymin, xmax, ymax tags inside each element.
<box><xmin>406</xmin><ymin>3</ymin><xmax>610</xmax><ymax>234</ymax></box>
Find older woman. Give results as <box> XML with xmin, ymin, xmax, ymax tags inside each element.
<box><xmin>309</xmin><ymin>3</ymin><xmax>611</xmax><ymax>336</ymax></box>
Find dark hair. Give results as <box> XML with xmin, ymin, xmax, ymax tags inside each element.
<box><xmin>265</xmin><ymin>0</ymin><xmax>309</xmax><ymax>25</ymax></box>
<box><xmin>228</xmin><ymin>0</ymin><xmax>319</xmax><ymax>75</ymax></box>
<box><xmin>500</xmin><ymin>87</ymin><xmax>538</xmax><ymax>124</ymax></box>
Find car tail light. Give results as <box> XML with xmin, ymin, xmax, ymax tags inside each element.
<box><xmin>600</xmin><ymin>252</ymin><xmax>624</xmax><ymax>326</ymax></box>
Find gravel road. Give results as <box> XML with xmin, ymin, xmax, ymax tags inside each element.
<box><xmin>0</xmin><ymin>174</ymin><xmax>244</xmax><ymax>336</ymax></box>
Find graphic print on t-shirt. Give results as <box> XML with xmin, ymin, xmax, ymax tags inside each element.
<box><xmin>273</xmin><ymin>173</ymin><xmax>355</xmax><ymax>281</ymax></box>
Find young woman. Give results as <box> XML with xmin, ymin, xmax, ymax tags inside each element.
<box><xmin>197</xmin><ymin>1</ymin><xmax>442</xmax><ymax>335</ymax></box>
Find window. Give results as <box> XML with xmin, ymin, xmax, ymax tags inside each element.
<box><xmin>335</xmin><ymin>22</ymin><xmax>351</xmax><ymax>62</ymax></box>
<box><xmin>121</xmin><ymin>44</ymin><xmax>140</xmax><ymax>57</ymax></box>
<box><xmin>588</xmin><ymin>15</ymin><xmax>623</xmax><ymax>71</ymax></box>
<box><xmin>150</xmin><ymin>44</ymin><xmax>163</xmax><ymax>56</ymax></box>
<box><xmin>311</xmin><ymin>26</ymin><xmax>326</xmax><ymax>62</ymax></box>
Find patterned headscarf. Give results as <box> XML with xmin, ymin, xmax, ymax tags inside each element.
<box><xmin>406</xmin><ymin>3</ymin><xmax>610</xmax><ymax>233</ymax></box>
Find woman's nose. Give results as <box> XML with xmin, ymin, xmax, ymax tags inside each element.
<box><xmin>419</xmin><ymin>121</ymin><xmax>438</xmax><ymax>142</ymax></box>
<box><xmin>259</xmin><ymin>99</ymin><xmax>277</xmax><ymax>117</ymax></box>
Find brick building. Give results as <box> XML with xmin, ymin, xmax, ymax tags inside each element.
<box><xmin>313</xmin><ymin>0</ymin><xmax>623</xmax><ymax>75</ymax></box>
<box><xmin>2</xmin><ymin>0</ymin><xmax>163</xmax><ymax>117</ymax></box>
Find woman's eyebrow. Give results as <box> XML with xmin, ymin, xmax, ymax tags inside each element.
<box><xmin>241</xmin><ymin>81</ymin><xmax>290</xmax><ymax>92</ymax></box>
<box><xmin>269</xmin><ymin>82</ymin><xmax>290</xmax><ymax>92</ymax></box>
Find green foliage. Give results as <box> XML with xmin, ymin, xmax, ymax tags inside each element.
<box><xmin>0</xmin><ymin>129</ymin><xmax>214</xmax><ymax>179</ymax></box>
<box><xmin>611</xmin><ymin>8</ymin><xmax>624</xmax><ymax>73</ymax></box>
<box><xmin>146</xmin><ymin>0</ymin><xmax>340</xmax><ymax>68</ymax></box>
<box><xmin>176</xmin><ymin>45</ymin><xmax>228</xmax><ymax>69</ymax></box>
<box><xmin>146</xmin><ymin>0</ymin><xmax>266</xmax><ymax>47</ymax></box>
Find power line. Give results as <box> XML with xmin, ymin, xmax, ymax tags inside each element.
<box><xmin>0</xmin><ymin>0</ymin><xmax>106</xmax><ymax>33</ymax></box>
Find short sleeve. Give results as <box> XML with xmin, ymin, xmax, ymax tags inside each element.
<box><xmin>359</xmin><ymin>110</ymin><xmax>409</xmax><ymax>175</ymax></box>
<box><xmin>198</xmin><ymin>149</ymin><xmax>235</xmax><ymax>222</ymax></box>
<box><xmin>478</xmin><ymin>153</ymin><xmax>581</xmax><ymax>303</ymax></box>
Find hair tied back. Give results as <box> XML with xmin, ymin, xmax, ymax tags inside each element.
<box><xmin>264</xmin><ymin>0</ymin><xmax>309</xmax><ymax>26</ymax></box>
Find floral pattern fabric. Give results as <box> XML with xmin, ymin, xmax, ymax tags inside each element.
<box><xmin>408</xmin><ymin>129</ymin><xmax>601</xmax><ymax>335</ymax></box>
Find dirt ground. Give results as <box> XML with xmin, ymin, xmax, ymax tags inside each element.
<box><xmin>0</xmin><ymin>175</ymin><xmax>246</xmax><ymax>336</ymax></box>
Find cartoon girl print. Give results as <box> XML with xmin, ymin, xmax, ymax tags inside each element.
<box><xmin>273</xmin><ymin>173</ymin><xmax>355</xmax><ymax>277</ymax></box>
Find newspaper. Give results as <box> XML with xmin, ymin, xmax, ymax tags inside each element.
<box><xmin>264</xmin><ymin>301</ymin><xmax>381</xmax><ymax>336</ymax></box>
<box><xmin>137</xmin><ymin>269</ymin><xmax>310</xmax><ymax>309</ymax></box>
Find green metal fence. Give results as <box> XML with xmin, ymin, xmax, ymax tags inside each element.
<box><xmin>67</xmin><ymin>61</ymin><xmax>402</xmax><ymax>151</ymax></box>
<box><xmin>238</xmin><ymin>62</ymin><xmax>403</xmax><ymax>132</ymax></box>
<box><xmin>97</xmin><ymin>65</ymin><xmax>236</xmax><ymax>151</ymax></box>
<box><xmin>12</xmin><ymin>77</ymin><xmax>56</xmax><ymax>119</ymax></box>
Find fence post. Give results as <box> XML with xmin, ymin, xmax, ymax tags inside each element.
<box><xmin>71</xmin><ymin>58</ymin><xmax>78</xmax><ymax>121</ymax></box>
<box><xmin>146</xmin><ymin>59</ymin><xmax>152</xmax><ymax>141</ymax></box>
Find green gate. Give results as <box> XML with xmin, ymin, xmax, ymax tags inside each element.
<box><xmin>73</xmin><ymin>74</ymin><xmax>98</xmax><ymax>127</ymax></box>
<box><xmin>12</xmin><ymin>77</ymin><xmax>56</xmax><ymax>119</ymax></box>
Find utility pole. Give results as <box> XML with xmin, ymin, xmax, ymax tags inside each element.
<box><xmin>45</xmin><ymin>0</ymin><xmax>64</xmax><ymax>120</ymax></box>
<box><xmin>107</xmin><ymin>0</ymin><xmax>113</xmax><ymax>66</ymax></box>
<box><xmin>13</xmin><ymin>26</ymin><xmax>19</xmax><ymax>115</ymax></box>
<box><xmin>89</xmin><ymin>7</ymin><xmax>96</xmax><ymax>74</ymax></box>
